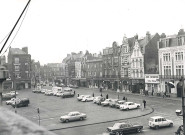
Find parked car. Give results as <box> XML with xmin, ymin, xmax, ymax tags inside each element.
<box><xmin>41</xmin><ymin>89</ymin><xmax>47</xmax><ymax>94</ymax></box>
<box><xmin>60</xmin><ymin>111</ymin><xmax>86</xmax><ymax>123</ymax></box>
<box><xmin>81</xmin><ymin>95</ymin><xmax>94</xmax><ymax>102</ymax></box>
<box><xmin>93</xmin><ymin>96</ymin><xmax>103</xmax><ymax>103</ymax></box>
<box><xmin>148</xmin><ymin>116</ymin><xmax>173</xmax><ymax>129</ymax></box>
<box><xmin>96</xmin><ymin>97</ymin><xmax>105</xmax><ymax>105</ymax></box>
<box><xmin>120</xmin><ymin>102</ymin><xmax>140</xmax><ymax>111</ymax></box>
<box><xmin>45</xmin><ymin>90</ymin><xmax>53</xmax><ymax>96</ymax></box>
<box><xmin>101</xmin><ymin>99</ymin><xmax>112</xmax><ymax>106</ymax></box>
<box><xmin>77</xmin><ymin>95</ymin><xmax>86</xmax><ymax>101</ymax></box>
<box><xmin>2</xmin><ymin>93</ymin><xmax>15</xmax><ymax>100</ymax></box>
<box><xmin>32</xmin><ymin>89</ymin><xmax>41</xmax><ymax>93</ymax></box>
<box><xmin>61</xmin><ymin>87</ymin><xmax>74</xmax><ymax>98</ymax></box>
<box><xmin>52</xmin><ymin>86</ymin><xmax>63</xmax><ymax>96</ymax></box>
<box><xmin>9</xmin><ymin>91</ymin><xmax>19</xmax><ymax>96</ymax></box>
<box><xmin>115</xmin><ymin>100</ymin><xmax>125</xmax><ymax>109</ymax></box>
<box><xmin>107</xmin><ymin>122</ymin><xmax>143</xmax><ymax>135</ymax></box>
<box><xmin>109</xmin><ymin>99</ymin><xmax>119</xmax><ymax>108</ymax></box>
<box><xmin>11</xmin><ymin>98</ymin><xmax>30</xmax><ymax>108</ymax></box>
<box><xmin>56</xmin><ymin>91</ymin><xmax>63</xmax><ymax>97</ymax></box>
<box><xmin>6</xmin><ymin>98</ymin><xmax>21</xmax><ymax>105</ymax></box>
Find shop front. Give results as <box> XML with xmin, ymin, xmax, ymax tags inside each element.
<box><xmin>130</xmin><ymin>79</ymin><xmax>145</xmax><ymax>93</ymax></box>
<box><xmin>145</xmin><ymin>74</ymin><xmax>160</xmax><ymax>95</ymax></box>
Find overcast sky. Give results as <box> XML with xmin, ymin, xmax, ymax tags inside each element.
<box><xmin>0</xmin><ymin>0</ymin><xmax>185</xmax><ymax>65</ymax></box>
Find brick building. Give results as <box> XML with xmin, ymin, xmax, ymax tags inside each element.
<box><xmin>7</xmin><ymin>47</ymin><xmax>31</xmax><ymax>90</ymax></box>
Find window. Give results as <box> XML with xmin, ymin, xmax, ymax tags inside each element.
<box><xmin>100</xmin><ymin>72</ymin><xmax>102</xmax><ymax>77</ymax></box>
<box><xmin>175</xmin><ymin>52</ymin><xmax>183</xmax><ymax>61</ymax></box>
<box><xmin>124</xmin><ymin>68</ymin><xmax>128</xmax><ymax>76</ymax></box>
<box><xmin>163</xmin><ymin>53</ymin><xmax>170</xmax><ymax>61</ymax></box>
<box><xmin>176</xmin><ymin>65</ymin><xmax>184</xmax><ymax>76</ymax></box>
<box><xmin>140</xmin><ymin>59</ymin><xmax>142</xmax><ymax>67</ymax></box>
<box><xmin>15</xmin><ymin>73</ymin><xmax>21</xmax><ymax>78</ymax></box>
<box><xmin>137</xmin><ymin>49</ymin><xmax>139</xmax><ymax>56</ymax></box>
<box><xmin>178</xmin><ymin>37</ymin><xmax>182</xmax><ymax>46</ymax></box>
<box><xmin>164</xmin><ymin>66</ymin><xmax>171</xmax><ymax>76</ymax></box>
<box><xmin>14</xmin><ymin>57</ymin><xmax>19</xmax><ymax>64</ymax></box>
<box><xmin>15</xmin><ymin>65</ymin><xmax>20</xmax><ymax>71</ymax></box>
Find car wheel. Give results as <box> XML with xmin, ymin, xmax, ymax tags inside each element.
<box><xmin>65</xmin><ymin>119</ymin><xmax>69</xmax><ymax>123</ymax></box>
<box><xmin>169</xmin><ymin>123</ymin><xmax>173</xmax><ymax>127</ymax></box>
<box><xmin>115</xmin><ymin>132</ymin><xmax>120</xmax><ymax>135</ymax></box>
<box><xmin>85</xmin><ymin>99</ymin><xmax>87</xmax><ymax>102</ymax></box>
<box><xmin>137</xmin><ymin>128</ymin><xmax>141</xmax><ymax>133</ymax></box>
<box><xmin>80</xmin><ymin>117</ymin><xmax>83</xmax><ymax>121</ymax></box>
<box><xmin>155</xmin><ymin>125</ymin><xmax>159</xmax><ymax>130</ymax></box>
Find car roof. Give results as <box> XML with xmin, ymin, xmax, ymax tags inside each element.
<box><xmin>125</xmin><ymin>102</ymin><xmax>133</xmax><ymax>104</ymax></box>
<box><xmin>69</xmin><ymin>111</ymin><xmax>80</xmax><ymax>114</ymax></box>
<box><xmin>150</xmin><ymin>116</ymin><xmax>164</xmax><ymax>119</ymax></box>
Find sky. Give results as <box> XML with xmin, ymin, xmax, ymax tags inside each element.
<box><xmin>0</xmin><ymin>0</ymin><xmax>185</xmax><ymax>65</ymax></box>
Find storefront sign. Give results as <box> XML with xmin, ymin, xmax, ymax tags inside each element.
<box><xmin>145</xmin><ymin>74</ymin><xmax>159</xmax><ymax>84</ymax></box>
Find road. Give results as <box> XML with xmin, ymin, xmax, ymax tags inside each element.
<box><xmin>2</xmin><ymin>86</ymin><xmax>182</xmax><ymax>135</ymax></box>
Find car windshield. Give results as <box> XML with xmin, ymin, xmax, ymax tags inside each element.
<box><xmin>113</xmin><ymin>123</ymin><xmax>121</xmax><ymax>128</ymax></box>
<box><xmin>149</xmin><ymin>118</ymin><xmax>154</xmax><ymax>122</ymax></box>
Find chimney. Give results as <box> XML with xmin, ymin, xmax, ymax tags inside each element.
<box><xmin>146</xmin><ymin>31</ymin><xmax>151</xmax><ymax>44</ymax></box>
<box><xmin>22</xmin><ymin>47</ymin><xmax>28</xmax><ymax>54</ymax></box>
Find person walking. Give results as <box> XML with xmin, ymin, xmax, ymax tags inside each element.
<box><xmin>151</xmin><ymin>87</ymin><xmax>154</xmax><ymax>96</ymax></box>
<box><xmin>92</xmin><ymin>93</ymin><xmax>94</xmax><ymax>97</ymax></box>
<box><xmin>100</xmin><ymin>93</ymin><xmax>103</xmax><ymax>97</ymax></box>
<box><xmin>143</xmin><ymin>100</ymin><xmax>146</xmax><ymax>108</ymax></box>
<box><xmin>106</xmin><ymin>94</ymin><xmax>108</xmax><ymax>99</ymax></box>
<box><xmin>123</xmin><ymin>96</ymin><xmax>125</xmax><ymax>100</ymax></box>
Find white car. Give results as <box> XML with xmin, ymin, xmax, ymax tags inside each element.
<box><xmin>56</xmin><ymin>91</ymin><xmax>63</xmax><ymax>97</ymax></box>
<box><xmin>81</xmin><ymin>95</ymin><xmax>94</xmax><ymax>102</ymax></box>
<box><xmin>60</xmin><ymin>111</ymin><xmax>87</xmax><ymax>123</ymax></box>
<box><xmin>77</xmin><ymin>95</ymin><xmax>86</xmax><ymax>101</ymax></box>
<box><xmin>6</xmin><ymin>98</ymin><xmax>20</xmax><ymax>105</ymax></box>
<box><xmin>120</xmin><ymin>102</ymin><xmax>140</xmax><ymax>110</ymax></box>
<box><xmin>41</xmin><ymin>89</ymin><xmax>47</xmax><ymax>94</ymax></box>
<box><xmin>9</xmin><ymin>91</ymin><xmax>19</xmax><ymax>96</ymax></box>
<box><xmin>93</xmin><ymin>96</ymin><xmax>102</xmax><ymax>103</ymax></box>
<box><xmin>148</xmin><ymin>116</ymin><xmax>173</xmax><ymax>129</ymax></box>
<box><xmin>45</xmin><ymin>90</ymin><xmax>53</xmax><ymax>96</ymax></box>
<box><xmin>101</xmin><ymin>99</ymin><xmax>112</xmax><ymax>106</ymax></box>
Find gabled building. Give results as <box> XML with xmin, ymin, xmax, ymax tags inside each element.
<box><xmin>7</xmin><ymin>47</ymin><xmax>31</xmax><ymax>90</ymax></box>
<box><xmin>130</xmin><ymin>36</ymin><xmax>145</xmax><ymax>93</ymax></box>
<box><xmin>158</xmin><ymin>29</ymin><xmax>185</xmax><ymax>97</ymax></box>
<box><xmin>120</xmin><ymin>36</ymin><xmax>135</xmax><ymax>92</ymax></box>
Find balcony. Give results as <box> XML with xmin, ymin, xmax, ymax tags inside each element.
<box><xmin>159</xmin><ymin>75</ymin><xmax>185</xmax><ymax>79</ymax></box>
<box><xmin>103</xmin><ymin>75</ymin><xmax>121</xmax><ymax>78</ymax></box>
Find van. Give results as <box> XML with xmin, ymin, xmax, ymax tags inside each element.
<box><xmin>52</xmin><ymin>86</ymin><xmax>63</xmax><ymax>96</ymax></box>
<box><xmin>61</xmin><ymin>87</ymin><xmax>74</xmax><ymax>98</ymax></box>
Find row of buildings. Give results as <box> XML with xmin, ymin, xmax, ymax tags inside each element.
<box><xmin>0</xmin><ymin>29</ymin><xmax>184</xmax><ymax>97</ymax></box>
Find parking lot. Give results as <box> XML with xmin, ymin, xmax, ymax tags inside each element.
<box><xmin>2</xmin><ymin>86</ymin><xmax>181</xmax><ymax>135</ymax></box>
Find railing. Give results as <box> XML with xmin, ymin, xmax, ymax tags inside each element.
<box><xmin>102</xmin><ymin>75</ymin><xmax>121</xmax><ymax>78</ymax></box>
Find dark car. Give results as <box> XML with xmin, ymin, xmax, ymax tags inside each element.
<box><xmin>11</xmin><ymin>98</ymin><xmax>30</xmax><ymax>108</ymax></box>
<box><xmin>107</xmin><ymin>122</ymin><xmax>143</xmax><ymax>135</ymax></box>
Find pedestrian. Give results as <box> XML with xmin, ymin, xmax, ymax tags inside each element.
<box><xmin>151</xmin><ymin>88</ymin><xmax>154</xmax><ymax>96</ymax></box>
<box><xmin>100</xmin><ymin>93</ymin><xmax>103</xmax><ymax>97</ymax></box>
<box><xmin>143</xmin><ymin>100</ymin><xmax>146</xmax><ymax>108</ymax></box>
<box><xmin>100</xmin><ymin>87</ymin><xmax>102</xmax><ymax>93</ymax></box>
<box><xmin>92</xmin><ymin>93</ymin><xmax>94</xmax><ymax>97</ymax></box>
<box><xmin>106</xmin><ymin>94</ymin><xmax>108</xmax><ymax>99</ymax></box>
<box><xmin>77</xmin><ymin>93</ymin><xmax>79</xmax><ymax>97</ymax></box>
<box><xmin>123</xmin><ymin>96</ymin><xmax>125</xmax><ymax>100</ymax></box>
<box><xmin>74</xmin><ymin>90</ymin><xmax>76</xmax><ymax>95</ymax></box>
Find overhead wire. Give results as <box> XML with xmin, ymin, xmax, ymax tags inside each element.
<box><xmin>0</xmin><ymin>0</ymin><xmax>31</xmax><ymax>57</ymax></box>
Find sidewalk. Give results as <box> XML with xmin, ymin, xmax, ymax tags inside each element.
<box><xmin>85</xmin><ymin>87</ymin><xmax>182</xmax><ymax>102</ymax></box>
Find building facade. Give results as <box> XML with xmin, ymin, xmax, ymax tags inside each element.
<box><xmin>7</xmin><ymin>47</ymin><xmax>31</xmax><ymax>90</ymax></box>
<box><xmin>86</xmin><ymin>56</ymin><xmax>103</xmax><ymax>88</ymax></box>
<box><xmin>158</xmin><ymin>29</ymin><xmax>185</xmax><ymax>97</ymax></box>
<box><xmin>103</xmin><ymin>41</ymin><xmax>121</xmax><ymax>91</ymax></box>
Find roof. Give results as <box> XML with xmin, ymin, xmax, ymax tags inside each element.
<box><xmin>150</xmin><ymin>116</ymin><xmax>164</xmax><ymax>119</ymax></box>
<box><xmin>9</xmin><ymin>48</ymin><xmax>27</xmax><ymax>55</ymax></box>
